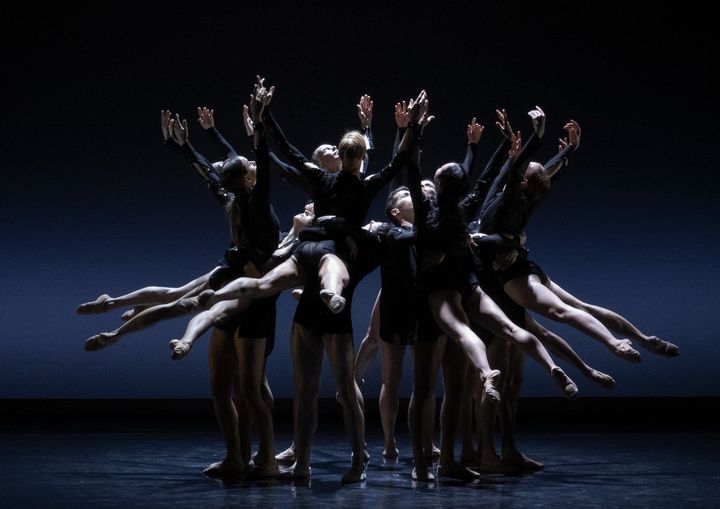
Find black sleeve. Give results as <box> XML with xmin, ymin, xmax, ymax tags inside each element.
<box><xmin>460</xmin><ymin>139</ymin><xmax>511</xmax><ymax>220</ymax></box>
<box><xmin>205</xmin><ymin>126</ymin><xmax>239</xmax><ymax>160</ymax></box>
<box><xmin>543</xmin><ymin>143</ymin><xmax>574</xmax><ymax>184</ymax></box>
<box><xmin>269</xmin><ymin>151</ymin><xmax>312</xmax><ymax>194</ymax></box>
<box><xmin>360</xmin><ymin>126</ymin><xmax>375</xmax><ymax>175</ymax></box>
<box><xmin>265</xmin><ymin>111</ymin><xmax>310</xmax><ymax>168</ymax></box>
<box><xmin>364</xmin><ymin>150</ymin><xmax>410</xmax><ymax>198</ymax></box>
<box><xmin>251</xmin><ymin>123</ymin><xmax>271</xmax><ymax>210</ymax></box>
<box><xmin>462</xmin><ymin>142</ymin><xmax>479</xmax><ymax>176</ymax></box>
<box><xmin>391</xmin><ymin>127</ymin><xmax>406</xmax><ymax>161</ymax></box>
<box><xmin>168</xmin><ymin>139</ymin><xmax>230</xmax><ymax>206</ymax></box>
<box><xmin>502</xmin><ymin>132</ymin><xmax>543</xmax><ymax>201</ymax></box>
<box><xmin>406</xmin><ymin>159</ymin><xmax>429</xmax><ymax>229</ymax></box>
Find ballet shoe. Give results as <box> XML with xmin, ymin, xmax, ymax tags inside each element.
<box><xmin>482</xmin><ymin>369</ymin><xmax>502</xmax><ymax>403</ymax></box>
<box><xmin>639</xmin><ymin>336</ymin><xmax>680</xmax><ymax>357</ymax></box>
<box><xmin>77</xmin><ymin>294</ymin><xmax>111</xmax><ymax>315</ymax></box>
<box><xmin>319</xmin><ymin>289</ymin><xmax>346</xmax><ymax>314</ymax></box>
<box><xmin>612</xmin><ymin>339</ymin><xmax>642</xmax><ymax>363</ymax></box>
<box><xmin>551</xmin><ymin>366</ymin><xmax>579</xmax><ymax>399</ymax></box>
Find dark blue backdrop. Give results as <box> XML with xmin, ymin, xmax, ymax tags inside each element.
<box><xmin>2</xmin><ymin>3</ymin><xmax>717</xmax><ymax>399</ymax></box>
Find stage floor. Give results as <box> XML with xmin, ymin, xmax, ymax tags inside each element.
<box><xmin>2</xmin><ymin>418</ymin><xmax>718</xmax><ymax>508</ymax></box>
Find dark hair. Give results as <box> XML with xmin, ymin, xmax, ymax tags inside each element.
<box><xmin>428</xmin><ymin>163</ymin><xmax>468</xmax><ymax>248</ymax></box>
<box><xmin>524</xmin><ymin>162</ymin><xmax>551</xmax><ymax>197</ymax></box>
<box><xmin>385</xmin><ymin>186</ymin><xmax>409</xmax><ymax>225</ymax></box>
<box><xmin>220</xmin><ymin>156</ymin><xmax>249</xmax><ymax>193</ymax></box>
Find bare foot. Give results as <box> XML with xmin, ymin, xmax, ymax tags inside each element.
<box><xmin>482</xmin><ymin>369</ymin><xmax>502</xmax><ymax>403</ymax></box>
<box><xmin>588</xmin><ymin>368</ymin><xmax>616</xmax><ymax>389</ymax></box>
<box><xmin>611</xmin><ymin>339</ymin><xmax>642</xmax><ymax>363</ymax></box>
<box><xmin>77</xmin><ymin>294</ymin><xmax>112</xmax><ymax>315</ymax></box>
<box><xmin>169</xmin><ymin>339</ymin><xmax>192</xmax><ymax>360</ymax></box>
<box><xmin>84</xmin><ymin>332</ymin><xmax>118</xmax><ymax>351</ymax></box>
<box><xmin>412</xmin><ymin>465</ymin><xmax>436</xmax><ymax>482</ymax></box>
<box><xmin>551</xmin><ymin>366</ymin><xmax>579</xmax><ymax>399</ymax></box>
<box><xmin>203</xmin><ymin>459</ymin><xmax>245</xmax><ymax>478</ymax></box>
<box><xmin>277</xmin><ymin>463</ymin><xmax>311</xmax><ymax>480</ymax></box>
<box><xmin>319</xmin><ymin>289</ymin><xmax>346</xmax><ymax>314</ymax></box>
<box><xmin>638</xmin><ymin>336</ymin><xmax>680</xmax><ymax>357</ymax></box>
<box><xmin>503</xmin><ymin>451</ymin><xmax>544</xmax><ymax>472</ymax></box>
<box><xmin>275</xmin><ymin>445</ymin><xmax>296</xmax><ymax>465</ymax></box>
<box><xmin>437</xmin><ymin>462</ymin><xmax>482</xmax><ymax>481</ymax></box>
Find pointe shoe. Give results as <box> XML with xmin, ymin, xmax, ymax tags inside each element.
<box><xmin>84</xmin><ymin>332</ymin><xmax>118</xmax><ymax>351</ymax></box>
<box><xmin>169</xmin><ymin>339</ymin><xmax>192</xmax><ymax>360</ymax></box>
<box><xmin>482</xmin><ymin>369</ymin><xmax>502</xmax><ymax>403</ymax></box>
<box><xmin>77</xmin><ymin>294</ymin><xmax>111</xmax><ymax>315</ymax></box>
<box><xmin>551</xmin><ymin>366</ymin><xmax>579</xmax><ymax>399</ymax></box>
<box><xmin>275</xmin><ymin>446</ymin><xmax>296</xmax><ymax>465</ymax></box>
<box><xmin>412</xmin><ymin>466</ymin><xmax>436</xmax><ymax>482</ymax></box>
<box><xmin>589</xmin><ymin>369</ymin><xmax>616</xmax><ymax>389</ymax></box>
<box><xmin>319</xmin><ymin>289</ymin><xmax>346</xmax><ymax>314</ymax></box>
<box><xmin>639</xmin><ymin>337</ymin><xmax>680</xmax><ymax>357</ymax></box>
<box><xmin>612</xmin><ymin>339</ymin><xmax>642</xmax><ymax>363</ymax></box>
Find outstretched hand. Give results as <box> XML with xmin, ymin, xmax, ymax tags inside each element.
<box><xmin>467</xmin><ymin>117</ymin><xmax>484</xmax><ymax>144</ymax></box>
<box><xmin>169</xmin><ymin>113</ymin><xmax>189</xmax><ymax>145</ymax></box>
<box><xmin>357</xmin><ymin>94</ymin><xmax>373</xmax><ymax>129</ymax></box>
<box><xmin>508</xmin><ymin>130</ymin><xmax>522</xmax><ymax>158</ymax></box>
<box><xmin>242</xmin><ymin>105</ymin><xmax>254</xmax><ymax>137</ymax></box>
<box><xmin>495</xmin><ymin>108</ymin><xmax>513</xmax><ymax>140</ymax></box>
<box><xmin>197</xmin><ymin>107</ymin><xmax>215</xmax><ymax>130</ymax></box>
<box><xmin>250</xmin><ymin>75</ymin><xmax>276</xmax><ymax>124</ymax></box>
<box><xmin>564</xmin><ymin>119</ymin><xmax>581</xmax><ymax>149</ymax></box>
<box><xmin>161</xmin><ymin>110</ymin><xmax>173</xmax><ymax>141</ymax></box>
<box><xmin>407</xmin><ymin>90</ymin><xmax>428</xmax><ymax>125</ymax></box>
<box><xmin>528</xmin><ymin>105</ymin><xmax>546</xmax><ymax>138</ymax></box>
<box><xmin>394</xmin><ymin>101</ymin><xmax>409</xmax><ymax>128</ymax></box>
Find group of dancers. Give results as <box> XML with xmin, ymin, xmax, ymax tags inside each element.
<box><xmin>77</xmin><ymin>76</ymin><xmax>680</xmax><ymax>484</ymax></box>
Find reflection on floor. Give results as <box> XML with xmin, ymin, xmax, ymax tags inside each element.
<box><xmin>1</xmin><ymin>417</ymin><xmax>718</xmax><ymax>509</ymax></box>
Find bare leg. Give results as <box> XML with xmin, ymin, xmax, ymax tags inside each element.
<box><xmin>466</xmin><ymin>288</ymin><xmax>579</xmax><ymax>399</ymax></box>
<box><xmin>477</xmin><ymin>339</ymin><xmax>512</xmax><ymax>473</ymax></box>
<box><xmin>318</xmin><ymin>254</ymin><xmax>349</xmax><ymax>314</ymax></box>
<box><xmin>409</xmin><ymin>337</ymin><xmax>445</xmax><ymax>482</ymax></box>
<box><xmin>281</xmin><ymin>323</ymin><xmax>323</xmax><ymax>479</ymax></box>
<box><xmin>499</xmin><ymin>344</ymin><xmax>543</xmax><ymax>472</ymax></box>
<box><xmin>77</xmin><ymin>269</ymin><xmax>216</xmax><ymax>314</ymax></box>
<box><xmin>379</xmin><ymin>341</ymin><xmax>406</xmax><ymax>459</ymax></box>
<box><xmin>200</xmin><ymin>257</ymin><xmax>306</xmax><ymax>308</ymax></box>
<box><xmin>524</xmin><ymin>313</ymin><xmax>616</xmax><ymax>389</ymax></box>
<box><xmin>437</xmin><ymin>339</ymin><xmax>481</xmax><ymax>481</ymax></box>
<box><xmin>427</xmin><ymin>290</ymin><xmax>501</xmax><ymax>402</ymax></box>
<box><xmin>236</xmin><ymin>337</ymin><xmax>278</xmax><ymax>478</ymax></box>
<box><xmin>204</xmin><ymin>328</ymin><xmax>245</xmax><ymax>478</ymax></box>
<box><xmin>354</xmin><ymin>291</ymin><xmax>381</xmax><ymax>385</ymax></box>
<box><xmin>324</xmin><ymin>333</ymin><xmax>367</xmax><ymax>483</ymax></box>
<box><xmin>169</xmin><ymin>300</ymin><xmax>250</xmax><ymax>360</ymax></box>
<box><xmin>504</xmin><ymin>275</ymin><xmax>641</xmax><ymax>363</ymax></box>
<box><xmin>546</xmin><ymin>278</ymin><xmax>679</xmax><ymax>357</ymax></box>
<box><xmin>459</xmin><ymin>363</ymin><xmax>478</xmax><ymax>466</ymax></box>
<box><xmin>85</xmin><ymin>286</ymin><xmax>211</xmax><ymax>351</ymax></box>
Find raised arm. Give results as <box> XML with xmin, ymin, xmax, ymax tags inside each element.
<box><xmin>164</xmin><ymin>110</ymin><xmax>229</xmax><ymax>205</ymax></box>
<box><xmin>366</xmin><ymin>91</ymin><xmax>427</xmax><ymax>195</ymax></box>
<box><xmin>357</xmin><ymin>94</ymin><xmax>375</xmax><ymax>174</ymax></box>
<box><xmin>462</xmin><ymin>117</ymin><xmax>484</xmax><ymax>175</ymax></box>
<box><xmin>248</xmin><ymin>81</ymin><xmax>275</xmax><ymax>205</ymax></box>
<box><xmin>544</xmin><ymin>119</ymin><xmax>581</xmax><ymax>179</ymax></box>
<box><xmin>197</xmin><ymin>106</ymin><xmax>239</xmax><ymax>159</ymax></box>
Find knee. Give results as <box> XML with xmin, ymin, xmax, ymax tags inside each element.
<box><xmin>547</xmin><ymin>305</ymin><xmax>570</xmax><ymax>322</ymax></box>
<box><xmin>209</xmin><ymin>379</ymin><xmax>233</xmax><ymax>401</ymax></box>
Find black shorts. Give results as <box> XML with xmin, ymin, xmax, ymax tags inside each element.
<box><xmin>293</xmin><ymin>277</ymin><xmax>356</xmax><ymax>337</ymax></box>
<box><xmin>292</xmin><ymin>240</ymin><xmax>337</xmax><ymax>277</ymax></box>
<box><xmin>214</xmin><ymin>295</ymin><xmax>278</xmax><ymax>357</ymax></box>
<box><xmin>497</xmin><ymin>258</ymin><xmax>549</xmax><ymax>286</ymax></box>
<box><xmin>379</xmin><ymin>290</ymin><xmax>423</xmax><ymax>345</ymax></box>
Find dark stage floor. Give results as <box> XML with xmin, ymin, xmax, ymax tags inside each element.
<box><xmin>2</xmin><ymin>416</ymin><xmax>719</xmax><ymax>509</ymax></box>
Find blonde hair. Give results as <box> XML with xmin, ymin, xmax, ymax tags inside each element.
<box><xmin>338</xmin><ymin>131</ymin><xmax>367</xmax><ymax>164</ymax></box>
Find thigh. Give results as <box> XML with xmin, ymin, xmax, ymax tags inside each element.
<box><xmin>291</xmin><ymin>323</ymin><xmax>325</xmax><ymax>388</ymax></box>
<box><xmin>322</xmin><ymin>332</ymin><xmax>356</xmax><ymax>382</ymax></box>
<box><xmin>208</xmin><ymin>328</ymin><xmax>238</xmax><ymax>387</ymax></box>
<box><xmin>504</xmin><ymin>275</ymin><xmax>567</xmax><ymax>313</ymax></box>
<box><xmin>235</xmin><ymin>336</ymin><xmax>267</xmax><ymax>392</ymax></box>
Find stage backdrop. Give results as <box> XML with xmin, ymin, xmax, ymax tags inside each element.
<box><xmin>2</xmin><ymin>3</ymin><xmax>717</xmax><ymax>399</ymax></box>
